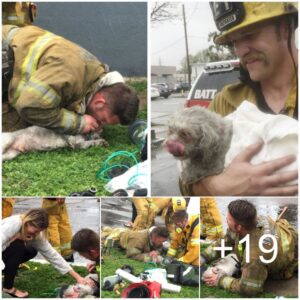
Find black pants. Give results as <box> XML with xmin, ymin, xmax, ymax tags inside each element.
<box><xmin>2</xmin><ymin>239</ymin><xmax>37</xmax><ymax>289</ymax></box>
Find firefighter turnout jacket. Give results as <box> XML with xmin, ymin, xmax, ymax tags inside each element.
<box><xmin>201</xmin><ymin>216</ymin><xmax>298</xmax><ymax>296</ymax></box>
<box><xmin>119</xmin><ymin>228</ymin><xmax>162</xmax><ymax>262</ymax></box>
<box><xmin>200</xmin><ymin>197</ymin><xmax>224</xmax><ymax>241</ymax></box>
<box><xmin>3</xmin><ymin>25</ymin><xmax>107</xmax><ymax>134</ymax></box>
<box><xmin>208</xmin><ymin>78</ymin><xmax>297</xmax><ymax>118</ymax></box>
<box><xmin>167</xmin><ymin>214</ymin><xmax>200</xmax><ymax>266</ymax></box>
<box><xmin>2</xmin><ymin>198</ymin><xmax>15</xmax><ymax>219</ymax></box>
<box><xmin>131</xmin><ymin>198</ymin><xmax>171</xmax><ymax>231</ymax></box>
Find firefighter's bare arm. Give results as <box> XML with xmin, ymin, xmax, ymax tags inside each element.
<box><xmin>192</xmin><ymin>141</ymin><xmax>298</xmax><ymax>196</ymax></box>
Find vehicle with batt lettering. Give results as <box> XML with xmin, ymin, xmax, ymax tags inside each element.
<box><xmin>185</xmin><ymin>60</ymin><xmax>240</xmax><ymax>108</ymax></box>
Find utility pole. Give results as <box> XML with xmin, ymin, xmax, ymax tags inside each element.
<box><xmin>182</xmin><ymin>4</ymin><xmax>191</xmax><ymax>86</ymax></box>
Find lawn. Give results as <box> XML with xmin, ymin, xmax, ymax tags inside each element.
<box><xmin>4</xmin><ymin>261</ymin><xmax>89</xmax><ymax>298</ymax></box>
<box><xmin>101</xmin><ymin>248</ymin><xmax>199</xmax><ymax>298</ymax></box>
<box><xmin>3</xmin><ymin>80</ymin><xmax>147</xmax><ymax>196</ymax></box>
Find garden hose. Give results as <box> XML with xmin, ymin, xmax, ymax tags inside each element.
<box><xmin>144</xmin><ymin>262</ymin><xmax>158</xmax><ymax>270</ymax></box>
<box><xmin>97</xmin><ymin>151</ymin><xmax>146</xmax><ymax>188</ymax></box>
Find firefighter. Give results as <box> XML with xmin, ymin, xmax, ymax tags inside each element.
<box><xmin>181</xmin><ymin>2</ymin><xmax>298</xmax><ymax>196</ymax></box>
<box><xmin>130</xmin><ymin>198</ymin><xmax>171</xmax><ymax>231</ymax></box>
<box><xmin>130</xmin><ymin>197</ymin><xmax>187</xmax><ymax>236</ymax></box>
<box><xmin>202</xmin><ymin>199</ymin><xmax>298</xmax><ymax>297</ymax></box>
<box><xmin>200</xmin><ymin>197</ymin><xmax>224</xmax><ymax>241</ymax></box>
<box><xmin>2</xmin><ymin>24</ymin><xmax>139</xmax><ymax>134</ymax></box>
<box><xmin>162</xmin><ymin>197</ymin><xmax>187</xmax><ymax>236</ymax></box>
<box><xmin>166</xmin><ymin>210</ymin><xmax>200</xmax><ymax>266</ymax></box>
<box><xmin>2</xmin><ymin>198</ymin><xmax>15</xmax><ymax>219</ymax></box>
<box><xmin>102</xmin><ymin>226</ymin><xmax>169</xmax><ymax>263</ymax></box>
<box><xmin>2</xmin><ymin>2</ymin><xmax>37</xmax><ymax>26</ymax></box>
<box><xmin>42</xmin><ymin>198</ymin><xmax>73</xmax><ymax>261</ymax></box>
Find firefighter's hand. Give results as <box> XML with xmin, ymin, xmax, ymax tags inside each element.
<box><xmin>162</xmin><ymin>256</ymin><xmax>173</xmax><ymax>265</ymax></box>
<box><xmin>87</xmin><ymin>262</ymin><xmax>96</xmax><ymax>273</ymax></box>
<box><xmin>200</xmin><ymin>255</ymin><xmax>206</xmax><ymax>266</ymax></box>
<box><xmin>81</xmin><ymin>115</ymin><xmax>101</xmax><ymax>133</ymax></box>
<box><xmin>203</xmin><ymin>267</ymin><xmax>220</xmax><ymax>286</ymax></box>
<box><xmin>193</xmin><ymin>140</ymin><xmax>298</xmax><ymax>196</ymax></box>
<box><xmin>149</xmin><ymin>250</ymin><xmax>160</xmax><ymax>259</ymax></box>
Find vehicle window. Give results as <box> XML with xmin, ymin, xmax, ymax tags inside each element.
<box><xmin>190</xmin><ymin>69</ymin><xmax>240</xmax><ymax>100</ymax></box>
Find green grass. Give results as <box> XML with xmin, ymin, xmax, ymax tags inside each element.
<box><xmin>3</xmin><ymin>109</ymin><xmax>147</xmax><ymax>196</ymax></box>
<box><xmin>127</xmin><ymin>79</ymin><xmax>147</xmax><ymax>94</ymax></box>
<box><xmin>200</xmin><ymin>285</ymin><xmax>276</xmax><ymax>298</ymax></box>
<box><xmin>101</xmin><ymin>248</ymin><xmax>199</xmax><ymax>298</ymax></box>
<box><xmin>7</xmin><ymin>261</ymin><xmax>88</xmax><ymax>298</ymax></box>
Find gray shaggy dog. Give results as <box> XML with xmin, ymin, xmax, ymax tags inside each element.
<box><xmin>2</xmin><ymin>126</ymin><xmax>108</xmax><ymax>161</ymax></box>
<box><xmin>164</xmin><ymin>106</ymin><xmax>232</xmax><ymax>184</ymax></box>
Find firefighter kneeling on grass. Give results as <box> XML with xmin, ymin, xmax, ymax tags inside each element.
<box><xmin>164</xmin><ymin>210</ymin><xmax>200</xmax><ymax>287</ymax></box>
<box><xmin>202</xmin><ymin>199</ymin><xmax>298</xmax><ymax>297</ymax></box>
<box><xmin>102</xmin><ymin>226</ymin><xmax>169</xmax><ymax>263</ymax></box>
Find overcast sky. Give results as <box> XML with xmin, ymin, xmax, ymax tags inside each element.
<box><xmin>151</xmin><ymin>2</ymin><xmax>217</xmax><ymax>69</ymax></box>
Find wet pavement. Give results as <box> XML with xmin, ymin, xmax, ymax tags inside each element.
<box><xmin>13</xmin><ymin>198</ymin><xmax>100</xmax><ymax>263</ymax></box>
<box><xmin>213</xmin><ymin>197</ymin><xmax>298</xmax><ymax>229</ymax></box>
<box><xmin>101</xmin><ymin>197</ymin><xmax>199</xmax><ymax>228</ymax></box>
<box><xmin>101</xmin><ymin>198</ymin><xmax>133</xmax><ymax>227</ymax></box>
<box><xmin>151</xmin><ymin>94</ymin><xmax>187</xmax><ymax>196</ymax></box>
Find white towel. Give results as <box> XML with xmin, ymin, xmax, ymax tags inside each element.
<box><xmin>225</xmin><ymin>101</ymin><xmax>298</xmax><ymax>184</ymax></box>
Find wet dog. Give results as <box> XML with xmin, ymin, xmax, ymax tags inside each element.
<box><xmin>165</xmin><ymin>101</ymin><xmax>298</xmax><ymax>184</ymax></box>
<box><xmin>59</xmin><ymin>273</ymin><xmax>99</xmax><ymax>298</ymax></box>
<box><xmin>201</xmin><ymin>253</ymin><xmax>240</xmax><ymax>282</ymax></box>
<box><xmin>165</xmin><ymin>106</ymin><xmax>232</xmax><ymax>183</ymax></box>
<box><xmin>2</xmin><ymin>126</ymin><xmax>108</xmax><ymax>161</ymax></box>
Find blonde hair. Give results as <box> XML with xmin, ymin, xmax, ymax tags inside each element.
<box><xmin>21</xmin><ymin>209</ymin><xmax>49</xmax><ymax>240</ymax></box>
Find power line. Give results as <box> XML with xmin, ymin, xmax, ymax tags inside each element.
<box><xmin>152</xmin><ymin>36</ymin><xmax>185</xmax><ymax>55</ymax></box>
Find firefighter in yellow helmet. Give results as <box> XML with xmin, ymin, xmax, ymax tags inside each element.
<box><xmin>2</xmin><ymin>198</ymin><xmax>15</xmax><ymax>219</ymax></box>
<box><xmin>42</xmin><ymin>198</ymin><xmax>73</xmax><ymax>261</ymax></box>
<box><xmin>2</xmin><ymin>2</ymin><xmax>37</xmax><ymax>26</ymax></box>
<box><xmin>200</xmin><ymin>197</ymin><xmax>224</xmax><ymax>241</ymax></box>
<box><xmin>181</xmin><ymin>2</ymin><xmax>298</xmax><ymax>197</ymax></box>
<box><xmin>130</xmin><ymin>197</ymin><xmax>187</xmax><ymax>234</ymax></box>
<box><xmin>162</xmin><ymin>197</ymin><xmax>187</xmax><ymax>237</ymax></box>
<box><xmin>166</xmin><ymin>210</ymin><xmax>199</xmax><ymax>266</ymax></box>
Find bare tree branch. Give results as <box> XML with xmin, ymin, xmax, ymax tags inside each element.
<box><xmin>151</xmin><ymin>2</ymin><xmax>179</xmax><ymax>25</ymax></box>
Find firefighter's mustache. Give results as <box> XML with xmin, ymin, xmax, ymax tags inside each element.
<box><xmin>241</xmin><ymin>52</ymin><xmax>266</xmax><ymax>66</ymax></box>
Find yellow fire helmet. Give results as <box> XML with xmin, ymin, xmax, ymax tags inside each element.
<box><xmin>2</xmin><ymin>2</ymin><xmax>37</xmax><ymax>26</ymax></box>
<box><xmin>210</xmin><ymin>2</ymin><xmax>298</xmax><ymax>45</ymax></box>
<box><xmin>172</xmin><ymin>197</ymin><xmax>186</xmax><ymax>212</ymax></box>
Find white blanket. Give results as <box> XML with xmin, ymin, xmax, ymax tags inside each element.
<box><xmin>225</xmin><ymin>101</ymin><xmax>298</xmax><ymax>184</ymax></box>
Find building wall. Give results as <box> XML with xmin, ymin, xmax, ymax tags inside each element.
<box><xmin>35</xmin><ymin>2</ymin><xmax>147</xmax><ymax>76</ymax></box>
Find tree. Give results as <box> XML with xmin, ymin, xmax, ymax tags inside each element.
<box><xmin>151</xmin><ymin>2</ymin><xmax>179</xmax><ymax>25</ymax></box>
<box><xmin>179</xmin><ymin>31</ymin><xmax>237</xmax><ymax>71</ymax></box>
